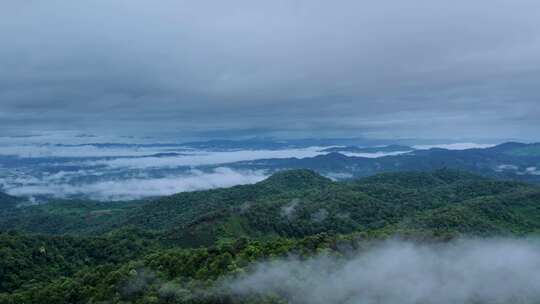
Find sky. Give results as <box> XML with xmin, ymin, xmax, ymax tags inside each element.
<box><xmin>1</xmin><ymin>0</ymin><xmax>540</xmax><ymax>141</ymax></box>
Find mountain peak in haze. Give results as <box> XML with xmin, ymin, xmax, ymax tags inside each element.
<box><xmin>490</xmin><ymin>142</ymin><xmax>530</xmax><ymax>151</ymax></box>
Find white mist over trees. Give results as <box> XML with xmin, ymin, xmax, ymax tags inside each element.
<box><xmin>229</xmin><ymin>239</ymin><xmax>540</xmax><ymax>304</ymax></box>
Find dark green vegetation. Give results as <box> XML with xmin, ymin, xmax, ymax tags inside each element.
<box><xmin>0</xmin><ymin>199</ymin><xmax>144</xmax><ymax>235</ymax></box>
<box><xmin>1</xmin><ymin>168</ymin><xmax>540</xmax><ymax>303</ymax></box>
<box><xmin>0</xmin><ymin>192</ymin><xmax>22</xmax><ymax>211</ymax></box>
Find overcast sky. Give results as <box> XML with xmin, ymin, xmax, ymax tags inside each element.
<box><xmin>1</xmin><ymin>0</ymin><xmax>539</xmax><ymax>141</ymax></box>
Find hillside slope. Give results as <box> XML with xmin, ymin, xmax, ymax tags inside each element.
<box><xmin>158</xmin><ymin>169</ymin><xmax>537</xmax><ymax>246</ymax></box>
<box><xmin>2</xmin><ymin>169</ymin><xmax>536</xmax><ymax>241</ymax></box>
<box><xmin>0</xmin><ymin>192</ymin><xmax>22</xmax><ymax>210</ymax></box>
<box><xmin>2</xmin><ymin>169</ymin><xmax>540</xmax><ymax>302</ymax></box>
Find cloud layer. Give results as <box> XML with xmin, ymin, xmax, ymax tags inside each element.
<box><xmin>0</xmin><ymin>136</ymin><xmax>419</xmax><ymax>200</ymax></box>
<box><xmin>1</xmin><ymin>1</ymin><xmax>540</xmax><ymax>140</ymax></box>
<box><xmin>3</xmin><ymin>167</ymin><xmax>267</xmax><ymax>201</ymax></box>
<box><xmin>229</xmin><ymin>239</ymin><xmax>540</xmax><ymax>304</ymax></box>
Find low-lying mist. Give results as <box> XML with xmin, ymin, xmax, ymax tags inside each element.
<box><xmin>228</xmin><ymin>238</ymin><xmax>540</xmax><ymax>304</ymax></box>
<box><xmin>3</xmin><ymin>167</ymin><xmax>267</xmax><ymax>201</ymax></box>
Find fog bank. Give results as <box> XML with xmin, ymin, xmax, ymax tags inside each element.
<box><xmin>229</xmin><ymin>239</ymin><xmax>540</xmax><ymax>304</ymax></box>
<box><xmin>4</xmin><ymin>167</ymin><xmax>267</xmax><ymax>201</ymax></box>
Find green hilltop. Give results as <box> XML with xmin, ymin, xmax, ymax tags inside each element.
<box><xmin>1</xmin><ymin>168</ymin><xmax>540</xmax><ymax>303</ymax></box>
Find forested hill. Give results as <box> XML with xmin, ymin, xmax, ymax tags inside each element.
<box><xmin>2</xmin><ymin>169</ymin><xmax>540</xmax><ymax>303</ymax></box>
<box><xmin>0</xmin><ymin>192</ymin><xmax>22</xmax><ymax>210</ymax></box>
<box><xmin>225</xmin><ymin>142</ymin><xmax>540</xmax><ymax>184</ymax></box>
<box><xmin>2</xmin><ymin>169</ymin><xmax>539</xmax><ymax>239</ymax></box>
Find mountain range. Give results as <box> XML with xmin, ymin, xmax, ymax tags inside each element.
<box><xmin>223</xmin><ymin>142</ymin><xmax>540</xmax><ymax>184</ymax></box>
<box><xmin>2</xmin><ymin>168</ymin><xmax>540</xmax><ymax>302</ymax></box>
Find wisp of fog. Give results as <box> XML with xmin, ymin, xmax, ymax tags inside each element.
<box><xmin>228</xmin><ymin>239</ymin><xmax>540</xmax><ymax>304</ymax></box>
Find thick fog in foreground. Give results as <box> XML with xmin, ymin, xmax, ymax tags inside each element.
<box><xmin>229</xmin><ymin>239</ymin><xmax>540</xmax><ymax>304</ymax></box>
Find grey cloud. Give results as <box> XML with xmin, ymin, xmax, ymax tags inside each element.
<box><xmin>1</xmin><ymin>0</ymin><xmax>540</xmax><ymax>139</ymax></box>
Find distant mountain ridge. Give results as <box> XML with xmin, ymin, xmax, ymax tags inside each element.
<box><xmin>321</xmin><ymin>144</ymin><xmax>414</xmax><ymax>153</ymax></box>
<box><xmin>223</xmin><ymin>142</ymin><xmax>540</xmax><ymax>184</ymax></box>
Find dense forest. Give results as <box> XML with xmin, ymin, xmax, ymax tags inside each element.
<box><xmin>1</xmin><ymin>169</ymin><xmax>540</xmax><ymax>303</ymax></box>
